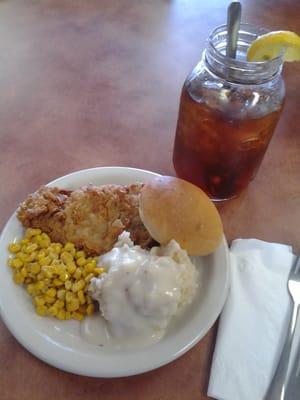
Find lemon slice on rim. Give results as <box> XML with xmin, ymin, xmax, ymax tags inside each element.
<box><xmin>247</xmin><ymin>30</ymin><xmax>300</xmax><ymax>62</ymax></box>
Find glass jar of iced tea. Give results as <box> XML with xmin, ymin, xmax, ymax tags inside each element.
<box><xmin>173</xmin><ymin>24</ymin><xmax>285</xmax><ymax>201</ymax></box>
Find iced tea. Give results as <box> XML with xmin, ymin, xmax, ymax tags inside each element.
<box><xmin>173</xmin><ymin>86</ymin><xmax>283</xmax><ymax>200</ymax></box>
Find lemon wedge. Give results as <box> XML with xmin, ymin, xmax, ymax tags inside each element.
<box><xmin>247</xmin><ymin>30</ymin><xmax>300</xmax><ymax>62</ymax></box>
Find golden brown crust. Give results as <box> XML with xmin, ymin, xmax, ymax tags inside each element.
<box><xmin>139</xmin><ymin>176</ymin><xmax>223</xmax><ymax>256</ymax></box>
<box><xmin>17</xmin><ymin>184</ymin><xmax>152</xmax><ymax>255</ymax></box>
<box><xmin>17</xmin><ymin>186</ymin><xmax>71</xmax><ymax>243</ymax></box>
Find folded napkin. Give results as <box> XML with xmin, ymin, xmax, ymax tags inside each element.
<box><xmin>208</xmin><ymin>239</ymin><xmax>295</xmax><ymax>400</ymax></box>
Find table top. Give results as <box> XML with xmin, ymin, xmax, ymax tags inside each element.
<box><xmin>1</xmin><ymin>1</ymin><xmax>299</xmax><ymax>399</ymax></box>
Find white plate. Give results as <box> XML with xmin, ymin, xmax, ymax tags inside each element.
<box><xmin>0</xmin><ymin>167</ymin><xmax>230</xmax><ymax>377</ymax></box>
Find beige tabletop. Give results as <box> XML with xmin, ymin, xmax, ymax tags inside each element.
<box><xmin>1</xmin><ymin>1</ymin><xmax>300</xmax><ymax>399</ymax></box>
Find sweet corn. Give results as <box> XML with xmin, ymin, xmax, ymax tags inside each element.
<box><xmin>64</xmin><ymin>242</ymin><xmax>75</xmax><ymax>252</ymax></box>
<box><xmin>8</xmin><ymin>243</ymin><xmax>21</xmax><ymax>253</ymax></box>
<box><xmin>34</xmin><ymin>296</ymin><xmax>45</xmax><ymax>306</ymax></box>
<box><xmin>94</xmin><ymin>267</ymin><xmax>105</xmax><ymax>275</ymax></box>
<box><xmin>86</xmin><ymin>303</ymin><xmax>95</xmax><ymax>315</ymax></box>
<box><xmin>65</xmin><ymin>280</ymin><xmax>72</xmax><ymax>290</ymax></box>
<box><xmin>78</xmin><ymin>290</ymin><xmax>85</xmax><ymax>305</ymax></box>
<box><xmin>46</xmin><ymin>288</ymin><xmax>57</xmax><ymax>298</ymax></box>
<box><xmin>65</xmin><ymin>291</ymin><xmax>75</xmax><ymax>303</ymax></box>
<box><xmin>20</xmin><ymin>267</ymin><xmax>28</xmax><ymax>278</ymax></box>
<box><xmin>66</xmin><ymin>262</ymin><xmax>76</xmax><ymax>274</ymax></box>
<box><xmin>13</xmin><ymin>271</ymin><xmax>24</xmax><ymax>284</ymax></box>
<box><xmin>67</xmin><ymin>298</ymin><xmax>80</xmax><ymax>312</ymax></box>
<box><xmin>76</xmin><ymin>257</ymin><xmax>87</xmax><ymax>267</ymax></box>
<box><xmin>36</xmin><ymin>305</ymin><xmax>47</xmax><ymax>316</ymax></box>
<box><xmin>65</xmin><ymin>311</ymin><xmax>72</xmax><ymax>319</ymax></box>
<box><xmin>44</xmin><ymin>296</ymin><xmax>55</xmax><ymax>305</ymax></box>
<box><xmin>25</xmin><ymin>228</ymin><xmax>41</xmax><ymax>238</ymax></box>
<box><xmin>48</xmin><ymin>306</ymin><xmax>58</xmax><ymax>317</ymax></box>
<box><xmin>54</xmin><ymin>299</ymin><xmax>64</xmax><ymax>309</ymax></box>
<box><xmin>7</xmin><ymin>228</ymin><xmax>102</xmax><ymax>321</ymax></box>
<box><xmin>29</xmin><ymin>262</ymin><xmax>40</xmax><ymax>274</ymax></box>
<box><xmin>53</xmin><ymin>278</ymin><xmax>64</xmax><ymax>287</ymax></box>
<box><xmin>57</xmin><ymin>289</ymin><xmax>66</xmax><ymax>300</ymax></box>
<box><xmin>72</xmin><ymin>311</ymin><xmax>84</xmax><ymax>321</ymax></box>
<box><xmin>72</xmin><ymin>280</ymin><xmax>85</xmax><ymax>293</ymax></box>
<box><xmin>57</xmin><ymin>309</ymin><xmax>66</xmax><ymax>320</ymax></box>
<box><xmin>75</xmin><ymin>250</ymin><xmax>86</xmax><ymax>259</ymax></box>
<box><xmin>11</xmin><ymin>258</ymin><xmax>23</xmax><ymax>269</ymax></box>
<box><xmin>59</xmin><ymin>272</ymin><xmax>69</xmax><ymax>282</ymax></box>
<box><xmin>73</xmin><ymin>268</ymin><xmax>82</xmax><ymax>280</ymax></box>
<box><xmin>24</xmin><ymin>243</ymin><xmax>38</xmax><ymax>254</ymax></box>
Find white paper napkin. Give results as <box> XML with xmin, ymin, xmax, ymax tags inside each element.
<box><xmin>207</xmin><ymin>239</ymin><xmax>295</xmax><ymax>400</ymax></box>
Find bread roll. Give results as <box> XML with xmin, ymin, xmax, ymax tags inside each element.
<box><xmin>139</xmin><ymin>176</ymin><xmax>223</xmax><ymax>256</ymax></box>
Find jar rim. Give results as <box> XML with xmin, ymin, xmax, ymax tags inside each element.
<box><xmin>205</xmin><ymin>23</ymin><xmax>283</xmax><ymax>83</ymax></box>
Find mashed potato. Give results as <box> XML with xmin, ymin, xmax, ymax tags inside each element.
<box><xmin>89</xmin><ymin>231</ymin><xmax>198</xmax><ymax>343</ymax></box>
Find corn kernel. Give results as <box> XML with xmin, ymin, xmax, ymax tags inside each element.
<box><xmin>57</xmin><ymin>289</ymin><xmax>66</xmax><ymax>300</ymax></box>
<box><xmin>35</xmin><ymin>280</ymin><xmax>45</xmax><ymax>291</ymax></box>
<box><xmin>11</xmin><ymin>258</ymin><xmax>23</xmax><ymax>269</ymax></box>
<box><xmin>94</xmin><ymin>267</ymin><xmax>105</xmax><ymax>275</ymax></box>
<box><xmin>26</xmin><ymin>283</ymin><xmax>35</xmax><ymax>295</ymax></box>
<box><xmin>86</xmin><ymin>303</ymin><xmax>95</xmax><ymax>315</ymax></box>
<box><xmin>8</xmin><ymin>243</ymin><xmax>21</xmax><ymax>253</ymax></box>
<box><xmin>53</xmin><ymin>278</ymin><xmax>64</xmax><ymax>287</ymax></box>
<box><xmin>37</xmin><ymin>250</ymin><xmax>47</xmax><ymax>260</ymax></box>
<box><xmin>86</xmin><ymin>295</ymin><xmax>93</xmax><ymax>304</ymax></box>
<box><xmin>46</xmin><ymin>288</ymin><xmax>57</xmax><ymax>298</ymax></box>
<box><xmin>20</xmin><ymin>267</ymin><xmax>28</xmax><ymax>278</ymax></box>
<box><xmin>84</xmin><ymin>273</ymin><xmax>94</xmax><ymax>283</ymax></box>
<box><xmin>66</xmin><ymin>262</ymin><xmax>76</xmax><ymax>274</ymax></box>
<box><xmin>48</xmin><ymin>306</ymin><xmax>58</xmax><ymax>317</ymax></box>
<box><xmin>64</xmin><ymin>242</ymin><xmax>76</xmax><ymax>255</ymax></box>
<box><xmin>25</xmin><ymin>228</ymin><xmax>41</xmax><ymax>238</ymax></box>
<box><xmin>54</xmin><ymin>299</ymin><xmax>64</xmax><ymax>309</ymax></box>
<box><xmin>24</xmin><ymin>243</ymin><xmax>38</xmax><ymax>254</ymax></box>
<box><xmin>48</xmin><ymin>252</ymin><xmax>58</xmax><ymax>261</ymax></box>
<box><xmin>36</xmin><ymin>304</ymin><xmax>47</xmax><ymax>316</ymax></box>
<box><xmin>72</xmin><ymin>311</ymin><xmax>84</xmax><ymax>321</ymax></box>
<box><xmin>76</xmin><ymin>257</ymin><xmax>87</xmax><ymax>267</ymax></box>
<box><xmin>72</xmin><ymin>279</ymin><xmax>85</xmax><ymax>293</ymax></box>
<box><xmin>45</xmin><ymin>295</ymin><xmax>56</xmax><ymax>304</ymax></box>
<box><xmin>20</xmin><ymin>238</ymin><xmax>29</xmax><ymax>246</ymax></box>
<box><xmin>67</xmin><ymin>299</ymin><xmax>80</xmax><ymax>312</ymax></box>
<box><xmin>13</xmin><ymin>271</ymin><xmax>24</xmax><ymax>284</ymax></box>
<box><xmin>34</xmin><ymin>296</ymin><xmax>45</xmax><ymax>306</ymax></box>
<box><xmin>49</xmin><ymin>243</ymin><xmax>62</xmax><ymax>254</ymax></box>
<box><xmin>73</xmin><ymin>268</ymin><xmax>82</xmax><ymax>280</ymax></box>
<box><xmin>39</xmin><ymin>256</ymin><xmax>51</xmax><ymax>266</ymax></box>
<box><xmin>61</xmin><ymin>251</ymin><xmax>73</xmax><ymax>263</ymax></box>
<box><xmin>84</xmin><ymin>263</ymin><xmax>93</xmax><ymax>273</ymax></box>
<box><xmin>57</xmin><ymin>309</ymin><xmax>66</xmax><ymax>320</ymax></box>
<box><xmin>75</xmin><ymin>250</ymin><xmax>86</xmax><ymax>259</ymax></box>
<box><xmin>65</xmin><ymin>291</ymin><xmax>75</xmax><ymax>303</ymax></box>
<box><xmin>77</xmin><ymin>290</ymin><xmax>86</xmax><ymax>305</ymax></box>
<box><xmin>59</xmin><ymin>271</ymin><xmax>69</xmax><ymax>282</ymax></box>
<box><xmin>65</xmin><ymin>311</ymin><xmax>72</xmax><ymax>320</ymax></box>
<box><xmin>65</xmin><ymin>280</ymin><xmax>72</xmax><ymax>290</ymax></box>
<box><xmin>17</xmin><ymin>252</ymin><xmax>29</xmax><ymax>262</ymax></box>
<box><xmin>27</xmin><ymin>251</ymin><xmax>38</xmax><ymax>262</ymax></box>
<box><xmin>29</xmin><ymin>262</ymin><xmax>41</xmax><ymax>274</ymax></box>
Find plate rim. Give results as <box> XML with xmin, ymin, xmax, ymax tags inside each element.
<box><xmin>0</xmin><ymin>167</ymin><xmax>230</xmax><ymax>377</ymax></box>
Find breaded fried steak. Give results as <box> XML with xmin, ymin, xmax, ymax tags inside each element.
<box><xmin>17</xmin><ymin>184</ymin><xmax>152</xmax><ymax>255</ymax></box>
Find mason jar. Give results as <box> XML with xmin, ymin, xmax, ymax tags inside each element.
<box><xmin>173</xmin><ymin>24</ymin><xmax>285</xmax><ymax>201</ymax></box>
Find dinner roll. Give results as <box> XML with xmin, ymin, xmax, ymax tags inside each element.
<box><xmin>139</xmin><ymin>176</ymin><xmax>223</xmax><ymax>256</ymax></box>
